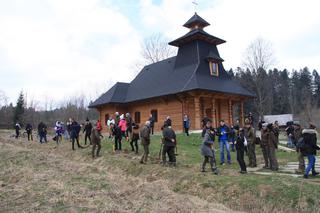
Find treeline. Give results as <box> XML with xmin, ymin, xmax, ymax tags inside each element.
<box><xmin>229</xmin><ymin>67</ymin><xmax>320</xmax><ymax>125</ymax></box>
<box><xmin>0</xmin><ymin>92</ymin><xmax>98</xmax><ymax>129</ymax></box>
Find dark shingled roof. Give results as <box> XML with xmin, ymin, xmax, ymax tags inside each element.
<box><xmin>89</xmin><ymin>13</ymin><xmax>254</xmax><ymax>108</ymax></box>
<box><xmin>183</xmin><ymin>12</ymin><xmax>210</xmax><ymax>28</ymax></box>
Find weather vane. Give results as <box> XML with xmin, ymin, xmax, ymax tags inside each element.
<box><xmin>192</xmin><ymin>0</ymin><xmax>198</xmax><ymax>12</ymax></box>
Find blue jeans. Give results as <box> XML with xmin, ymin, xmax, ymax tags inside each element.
<box><xmin>219</xmin><ymin>139</ymin><xmax>231</xmax><ymax>163</ymax></box>
<box><xmin>287</xmin><ymin>136</ymin><xmax>294</xmax><ymax>148</ymax></box>
<box><xmin>39</xmin><ymin>133</ymin><xmax>47</xmax><ymax>143</ymax></box>
<box><xmin>305</xmin><ymin>155</ymin><xmax>316</xmax><ymax>176</ymax></box>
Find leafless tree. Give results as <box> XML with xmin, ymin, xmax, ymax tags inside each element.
<box><xmin>133</xmin><ymin>33</ymin><xmax>177</xmax><ymax>73</ymax></box>
<box><xmin>0</xmin><ymin>90</ymin><xmax>8</xmax><ymax>107</ymax></box>
<box><xmin>243</xmin><ymin>37</ymin><xmax>276</xmax><ymax>72</ymax></box>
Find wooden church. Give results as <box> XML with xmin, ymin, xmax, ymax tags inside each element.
<box><xmin>90</xmin><ymin>13</ymin><xmax>254</xmax><ymax>132</ymax></box>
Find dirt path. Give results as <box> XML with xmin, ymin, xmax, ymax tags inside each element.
<box><xmin>0</xmin><ymin>136</ymin><xmax>234</xmax><ymax>212</ymax></box>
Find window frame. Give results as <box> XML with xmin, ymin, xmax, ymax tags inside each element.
<box><xmin>209</xmin><ymin>61</ymin><xmax>219</xmax><ymax>76</ymax></box>
<box><xmin>134</xmin><ymin>111</ymin><xmax>141</xmax><ymax>124</ymax></box>
<box><xmin>150</xmin><ymin>109</ymin><xmax>158</xmax><ymax>122</ymax></box>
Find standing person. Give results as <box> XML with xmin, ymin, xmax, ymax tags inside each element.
<box><xmin>25</xmin><ymin>123</ymin><xmax>33</xmax><ymax>141</ymax></box>
<box><xmin>301</xmin><ymin>124</ymin><xmax>320</xmax><ymax>178</ymax></box>
<box><xmin>200</xmin><ymin>120</ymin><xmax>219</xmax><ymax>174</ymax></box>
<box><xmin>294</xmin><ymin>124</ymin><xmax>305</xmax><ymax>174</ymax></box>
<box><xmin>183</xmin><ymin>114</ymin><xmax>190</xmax><ymax>136</ymax></box>
<box><xmin>130</xmin><ymin>123</ymin><xmax>140</xmax><ymax>154</ymax></box>
<box><xmin>285</xmin><ymin>122</ymin><xmax>295</xmax><ymax>148</ymax></box>
<box><xmin>229</xmin><ymin>126</ymin><xmax>236</xmax><ymax>152</ymax></box>
<box><xmin>244</xmin><ymin>118</ymin><xmax>257</xmax><ymax>167</ymax></box>
<box><xmin>247</xmin><ymin>112</ymin><xmax>254</xmax><ymax>127</ymax></box>
<box><xmin>217</xmin><ymin>120</ymin><xmax>231</xmax><ymax>165</ymax></box>
<box><xmin>70</xmin><ymin>119</ymin><xmax>83</xmax><ymax>150</ymax></box>
<box><xmin>266</xmin><ymin>123</ymin><xmax>279</xmax><ymax>171</ymax></box>
<box><xmin>126</xmin><ymin>113</ymin><xmax>133</xmax><ymax>141</ymax></box>
<box><xmin>260</xmin><ymin>123</ymin><xmax>270</xmax><ymax>169</ymax></box>
<box><xmin>235</xmin><ymin>127</ymin><xmax>247</xmax><ymax>174</ymax></box>
<box><xmin>67</xmin><ymin>119</ymin><xmax>72</xmax><ymax>142</ymax></box>
<box><xmin>148</xmin><ymin>114</ymin><xmax>155</xmax><ymax>135</ymax></box>
<box><xmin>114</xmin><ymin>112</ymin><xmax>120</xmax><ymax>126</ymax></box>
<box><xmin>91</xmin><ymin>122</ymin><xmax>102</xmax><ymax>159</ymax></box>
<box><xmin>38</xmin><ymin>122</ymin><xmax>47</xmax><ymax>144</ymax></box>
<box><xmin>110</xmin><ymin>123</ymin><xmax>122</xmax><ymax>152</ymax></box>
<box><xmin>140</xmin><ymin>121</ymin><xmax>151</xmax><ymax>164</ymax></box>
<box><xmin>107</xmin><ymin>116</ymin><xmax>115</xmax><ymax>138</ymax></box>
<box><xmin>15</xmin><ymin>123</ymin><xmax>21</xmax><ymax>139</ymax></box>
<box><xmin>273</xmin><ymin>121</ymin><xmax>280</xmax><ymax>143</ymax></box>
<box><xmin>202</xmin><ymin>117</ymin><xmax>210</xmax><ymax>129</ymax></box>
<box><xmin>54</xmin><ymin>121</ymin><xmax>63</xmax><ymax>145</ymax></box>
<box><xmin>118</xmin><ymin>114</ymin><xmax>127</xmax><ymax>139</ymax></box>
<box><xmin>83</xmin><ymin>118</ymin><xmax>93</xmax><ymax>145</ymax></box>
<box><xmin>162</xmin><ymin>123</ymin><xmax>177</xmax><ymax>166</ymax></box>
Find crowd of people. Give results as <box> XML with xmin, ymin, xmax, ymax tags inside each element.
<box><xmin>12</xmin><ymin>111</ymin><xmax>320</xmax><ymax>179</ymax></box>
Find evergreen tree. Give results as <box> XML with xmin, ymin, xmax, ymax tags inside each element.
<box><xmin>312</xmin><ymin>69</ymin><xmax>320</xmax><ymax>107</ymax></box>
<box><xmin>13</xmin><ymin>91</ymin><xmax>25</xmax><ymax>124</ymax></box>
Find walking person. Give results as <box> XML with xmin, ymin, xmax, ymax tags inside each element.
<box><xmin>235</xmin><ymin>127</ymin><xmax>247</xmax><ymax>174</ymax></box>
<box><xmin>70</xmin><ymin>119</ymin><xmax>84</xmax><ymax>150</ymax></box>
<box><xmin>67</xmin><ymin>119</ymin><xmax>72</xmax><ymax>142</ymax></box>
<box><xmin>285</xmin><ymin>122</ymin><xmax>295</xmax><ymax>148</ymax></box>
<box><xmin>148</xmin><ymin>114</ymin><xmax>155</xmax><ymax>135</ymax></box>
<box><xmin>111</xmin><ymin>123</ymin><xmax>122</xmax><ymax>152</ymax></box>
<box><xmin>162</xmin><ymin>123</ymin><xmax>177</xmax><ymax>166</ymax></box>
<box><xmin>140</xmin><ymin>121</ymin><xmax>151</xmax><ymax>164</ymax></box>
<box><xmin>15</xmin><ymin>122</ymin><xmax>21</xmax><ymax>139</ymax></box>
<box><xmin>266</xmin><ymin>123</ymin><xmax>279</xmax><ymax>171</ymax></box>
<box><xmin>83</xmin><ymin>118</ymin><xmax>93</xmax><ymax>145</ymax></box>
<box><xmin>91</xmin><ymin>122</ymin><xmax>102</xmax><ymax>159</ymax></box>
<box><xmin>229</xmin><ymin>126</ymin><xmax>236</xmax><ymax>152</ymax></box>
<box><xmin>217</xmin><ymin>120</ymin><xmax>231</xmax><ymax>165</ymax></box>
<box><xmin>25</xmin><ymin>123</ymin><xmax>33</xmax><ymax>141</ymax></box>
<box><xmin>294</xmin><ymin>124</ymin><xmax>305</xmax><ymax>174</ymax></box>
<box><xmin>54</xmin><ymin>121</ymin><xmax>63</xmax><ymax>145</ymax></box>
<box><xmin>244</xmin><ymin>119</ymin><xmax>257</xmax><ymax>167</ymax></box>
<box><xmin>260</xmin><ymin>123</ymin><xmax>270</xmax><ymax>169</ymax></box>
<box><xmin>183</xmin><ymin>114</ymin><xmax>190</xmax><ymax>136</ymax></box>
<box><xmin>114</xmin><ymin>112</ymin><xmax>120</xmax><ymax>126</ymax></box>
<box><xmin>130</xmin><ymin>123</ymin><xmax>139</xmax><ymax>154</ymax></box>
<box><xmin>200</xmin><ymin>120</ymin><xmax>219</xmax><ymax>174</ymax></box>
<box><xmin>107</xmin><ymin>116</ymin><xmax>115</xmax><ymax>138</ymax></box>
<box><xmin>301</xmin><ymin>124</ymin><xmax>320</xmax><ymax>179</ymax></box>
<box><xmin>118</xmin><ymin>114</ymin><xmax>127</xmax><ymax>139</ymax></box>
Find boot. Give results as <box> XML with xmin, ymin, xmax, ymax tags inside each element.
<box><xmin>312</xmin><ymin>171</ymin><xmax>319</xmax><ymax>176</ymax></box>
<box><xmin>212</xmin><ymin>167</ymin><xmax>219</xmax><ymax>175</ymax></box>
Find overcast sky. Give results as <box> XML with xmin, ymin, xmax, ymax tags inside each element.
<box><xmin>1</xmin><ymin>0</ymin><xmax>320</xmax><ymax>107</ymax></box>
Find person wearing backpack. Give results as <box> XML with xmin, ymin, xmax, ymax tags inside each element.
<box><xmin>301</xmin><ymin>124</ymin><xmax>320</xmax><ymax>178</ymax></box>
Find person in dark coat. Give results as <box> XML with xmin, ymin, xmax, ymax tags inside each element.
<box><xmin>25</xmin><ymin>123</ymin><xmax>33</xmax><ymax>141</ymax></box>
<box><xmin>201</xmin><ymin>118</ymin><xmax>212</xmax><ymax>138</ymax></box>
<box><xmin>67</xmin><ymin>119</ymin><xmax>72</xmax><ymax>141</ymax></box>
<box><xmin>261</xmin><ymin>123</ymin><xmax>279</xmax><ymax>171</ymax></box>
<box><xmin>216</xmin><ymin>120</ymin><xmax>231</xmax><ymax>165</ymax></box>
<box><xmin>110</xmin><ymin>123</ymin><xmax>122</xmax><ymax>152</ymax></box>
<box><xmin>91</xmin><ymin>123</ymin><xmax>102</xmax><ymax>158</ymax></box>
<box><xmin>148</xmin><ymin>114</ymin><xmax>155</xmax><ymax>135</ymax></box>
<box><xmin>202</xmin><ymin>117</ymin><xmax>210</xmax><ymax>129</ymax></box>
<box><xmin>70</xmin><ymin>120</ymin><xmax>83</xmax><ymax>150</ymax></box>
<box><xmin>244</xmin><ymin>118</ymin><xmax>257</xmax><ymax>167</ymax></box>
<box><xmin>126</xmin><ymin>113</ymin><xmax>133</xmax><ymax>140</ymax></box>
<box><xmin>83</xmin><ymin>118</ymin><xmax>93</xmax><ymax>145</ymax></box>
<box><xmin>235</xmin><ymin>127</ymin><xmax>247</xmax><ymax>173</ymax></box>
<box><xmin>301</xmin><ymin>124</ymin><xmax>320</xmax><ymax>178</ymax></box>
<box><xmin>15</xmin><ymin>123</ymin><xmax>21</xmax><ymax>139</ymax></box>
<box><xmin>229</xmin><ymin>126</ymin><xmax>236</xmax><ymax>152</ymax></box>
<box><xmin>140</xmin><ymin>121</ymin><xmax>151</xmax><ymax>164</ymax></box>
<box><xmin>183</xmin><ymin>114</ymin><xmax>190</xmax><ymax>136</ymax></box>
<box><xmin>162</xmin><ymin>123</ymin><xmax>177</xmax><ymax>166</ymax></box>
<box><xmin>294</xmin><ymin>124</ymin><xmax>304</xmax><ymax>173</ymax></box>
<box><xmin>130</xmin><ymin>123</ymin><xmax>140</xmax><ymax>154</ymax></box>
<box><xmin>201</xmin><ymin>120</ymin><xmax>219</xmax><ymax>174</ymax></box>
<box><xmin>285</xmin><ymin>122</ymin><xmax>295</xmax><ymax>148</ymax></box>
<box><xmin>164</xmin><ymin>116</ymin><xmax>172</xmax><ymax>127</ymax></box>
<box><xmin>37</xmin><ymin>122</ymin><xmax>47</xmax><ymax>143</ymax></box>
<box><xmin>260</xmin><ymin>123</ymin><xmax>270</xmax><ymax>169</ymax></box>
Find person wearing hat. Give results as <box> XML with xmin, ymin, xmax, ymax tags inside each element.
<box><xmin>83</xmin><ymin>118</ymin><xmax>93</xmax><ymax>145</ymax></box>
<box><xmin>140</xmin><ymin>121</ymin><xmax>151</xmax><ymax>164</ymax></box>
<box><xmin>301</xmin><ymin>123</ymin><xmax>320</xmax><ymax>178</ymax></box>
<box><xmin>244</xmin><ymin>118</ymin><xmax>257</xmax><ymax>167</ymax></box>
<box><xmin>91</xmin><ymin>122</ymin><xmax>102</xmax><ymax>158</ymax></box>
<box><xmin>200</xmin><ymin>120</ymin><xmax>219</xmax><ymax>174</ymax></box>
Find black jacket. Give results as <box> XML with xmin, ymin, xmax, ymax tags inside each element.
<box><xmin>112</xmin><ymin>126</ymin><xmax>122</xmax><ymax>139</ymax></box>
<box><xmin>26</xmin><ymin>123</ymin><xmax>32</xmax><ymax>132</ymax></box>
<box><xmin>236</xmin><ymin>131</ymin><xmax>245</xmax><ymax>150</ymax></box>
<box><xmin>301</xmin><ymin>129</ymin><xmax>320</xmax><ymax>156</ymax></box>
<box><xmin>83</xmin><ymin>122</ymin><xmax>93</xmax><ymax>135</ymax></box>
<box><xmin>71</xmin><ymin>122</ymin><xmax>81</xmax><ymax>138</ymax></box>
<box><xmin>38</xmin><ymin>122</ymin><xmax>47</xmax><ymax>134</ymax></box>
<box><xmin>162</xmin><ymin>127</ymin><xmax>176</xmax><ymax>147</ymax></box>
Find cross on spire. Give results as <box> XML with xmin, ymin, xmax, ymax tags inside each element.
<box><xmin>192</xmin><ymin>0</ymin><xmax>198</xmax><ymax>12</ymax></box>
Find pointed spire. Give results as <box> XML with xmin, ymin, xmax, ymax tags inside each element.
<box><xmin>183</xmin><ymin>12</ymin><xmax>210</xmax><ymax>29</ymax></box>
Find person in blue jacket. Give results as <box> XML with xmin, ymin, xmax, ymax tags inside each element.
<box><xmin>183</xmin><ymin>114</ymin><xmax>190</xmax><ymax>136</ymax></box>
<box><xmin>217</xmin><ymin>120</ymin><xmax>231</xmax><ymax>165</ymax></box>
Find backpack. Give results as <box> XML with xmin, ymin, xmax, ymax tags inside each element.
<box><xmin>296</xmin><ymin>137</ymin><xmax>306</xmax><ymax>149</ymax></box>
